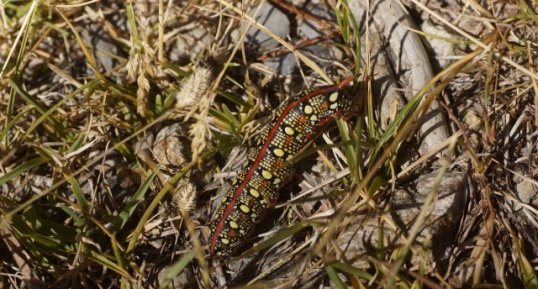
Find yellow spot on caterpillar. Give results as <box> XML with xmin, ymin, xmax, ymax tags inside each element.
<box><xmin>273</xmin><ymin>178</ymin><xmax>281</xmax><ymax>185</ymax></box>
<box><xmin>329</xmin><ymin>92</ymin><xmax>339</xmax><ymax>102</ymax></box>
<box><xmin>273</xmin><ymin>148</ymin><xmax>285</xmax><ymax>157</ymax></box>
<box><xmin>229</xmin><ymin>220</ymin><xmax>239</xmax><ymax>229</ymax></box>
<box><xmin>262</xmin><ymin>170</ymin><xmax>273</xmax><ymax>179</ymax></box>
<box><xmin>240</xmin><ymin>204</ymin><xmax>250</xmax><ymax>213</ymax></box>
<box><xmin>330</xmin><ymin>102</ymin><xmax>338</xmax><ymax>110</ymax></box>
<box><xmin>221</xmin><ymin>238</ymin><xmax>230</xmax><ymax>245</ymax></box>
<box><xmin>249</xmin><ymin>188</ymin><xmax>260</xmax><ymax>198</ymax></box>
<box><xmin>239</xmin><ymin>229</ymin><xmax>245</xmax><ymax>235</ymax></box>
<box><xmin>284</xmin><ymin>126</ymin><xmax>295</xmax><ymax>135</ymax></box>
<box><xmin>310</xmin><ymin>114</ymin><xmax>318</xmax><ymax>121</ymax></box>
<box><xmin>304</xmin><ymin>105</ymin><xmax>313</xmax><ymax>114</ymax></box>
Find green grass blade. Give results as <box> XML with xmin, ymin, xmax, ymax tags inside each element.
<box><xmin>11</xmin><ymin>212</ymin><xmax>77</xmax><ymax>253</ymax></box>
<box><xmin>126</xmin><ymin>159</ymin><xmax>198</xmax><ymax>254</ymax></box>
<box><xmin>0</xmin><ymin>156</ymin><xmax>47</xmax><ymax>186</ymax></box>
<box><xmin>326</xmin><ymin>264</ymin><xmax>347</xmax><ymax>289</ymax></box>
<box><xmin>160</xmin><ymin>62</ymin><xmax>190</xmax><ymax>77</ymax></box>
<box><xmin>337</xmin><ymin>118</ymin><xmax>358</xmax><ymax>180</ymax></box>
<box><xmin>328</xmin><ymin>261</ymin><xmax>373</xmax><ymax>280</ymax></box>
<box><xmin>111</xmin><ymin>167</ymin><xmax>159</xmax><ymax>232</ymax></box>
<box><xmin>159</xmin><ymin>251</ymin><xmax>196</xmax><ymax>289</ymax></box>
<box><xmin>0</xmin><ymin>106</ymin><xmax>32</xmax><ymax>142</ymax></box>
<box><xmin>518</xmin><ymin>249</ymin><xmax>538</xmax><ymax>288</ymax></box>
<box><xmin>3</xmin><ymin>1</ymin><xmax>38</xmax><ymax>144</ymax></box>
<box><xmin>216</xmin><ymin>88</ymin><xmax>249</xmax><ymax>107</ymax></box>
<box><xmin>9</xmin><ymin>79</ymin><xmax>65</xmax><ymax>135</ymax></box>
<box><xmin>23</xmin><ymin>81</ymin><xmax>97</xmax><ymax>142</ymax></box>
<box><xmin>57</xmin><ymin>203</ymin><xmax>85</xmax><ymax>227</ymax></box>
<box><xmin>88</xmin><ymin>251</ymin><xmax>131</xmax><ymax>278</ymax></box>
<box><xmin>371</xmin><ymin>91</ymin><xmax>423</xmax><ymax>160</ymax></box>
<box><xmin>12</xmin><ymin>214</ymin><xmax>62</xmax><ymax>249</ymax></box>
<box><xmin>64</xmin><ymin>173</ymin><xmax>89</xmax><ymax>212</ymax></box>
<box><xmin>240</xmin><ymin>220</ymin><xmax>323</xmax><ymax>257</ymax></box>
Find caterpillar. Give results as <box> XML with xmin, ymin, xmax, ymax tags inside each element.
<box><xmin>209</xmin><ymin>76</ymin><xmax>355</xmax><ymax>258</ymax></box>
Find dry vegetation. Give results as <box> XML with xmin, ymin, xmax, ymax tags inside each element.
<box><xmin>0</xmin><ymin>0</ymin><xmax>537</xmax><ymax>288</ymax></box>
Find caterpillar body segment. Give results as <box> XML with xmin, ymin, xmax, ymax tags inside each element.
<box><xmin>209</xmin><ymin>76</ymin><xmax>355</xmax><ymax>257</ymax></box>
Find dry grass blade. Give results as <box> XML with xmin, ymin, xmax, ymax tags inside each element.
<box><xmin>1</xmin><ymin>1</ymin><xmax>537</xmax><ymax>288</ymax></box>
<box><xmin>314</xmin><ymin>42</ymin><xmax>485</xmax><ymax>260</ymax></box>
<box><xmin>1</xmin><ymin>112</ymin><xmax>171</xmax><ymax>226</ymax></box>
<box><xmin>408</xmin><ymin>0</ymin><xmax>538</xmax><ymax>82</ymax></box>
<box><xmin>218</xmin><ymin>0</ymin><xmax>332</xmax><ymax>83</ymax></box>
<box><xmin>0</xmin><ymin>1</ymin><xmax>38</xmax><ymax>78</ymax></box>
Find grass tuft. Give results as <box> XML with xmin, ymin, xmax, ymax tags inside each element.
<box><xmin>0</xmin><ymin>0</ymin><xmax>537</xmax><ymax>288</ymax></box>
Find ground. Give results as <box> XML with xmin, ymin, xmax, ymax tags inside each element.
<box><xmin>0</xmin><ymin>0</ymin><xmax>537</xmax><ymax>288</ymax></box>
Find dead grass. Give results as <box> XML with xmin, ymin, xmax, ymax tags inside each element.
<box><xmin>0</xmin><ymin>0</ymin><xmax>537</xmax><ymax>288</ymax></box>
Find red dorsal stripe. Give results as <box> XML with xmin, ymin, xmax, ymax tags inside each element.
<box><xmin>210</xmin><ymin>76</ymin><xmax>354</xmax><ymax>255</ymax></box>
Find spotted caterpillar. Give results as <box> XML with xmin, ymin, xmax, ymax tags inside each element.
<box><xmin>209</xmin><ymin>76</ymin><xmax>355</xmax><ymax>257</ymax></box>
